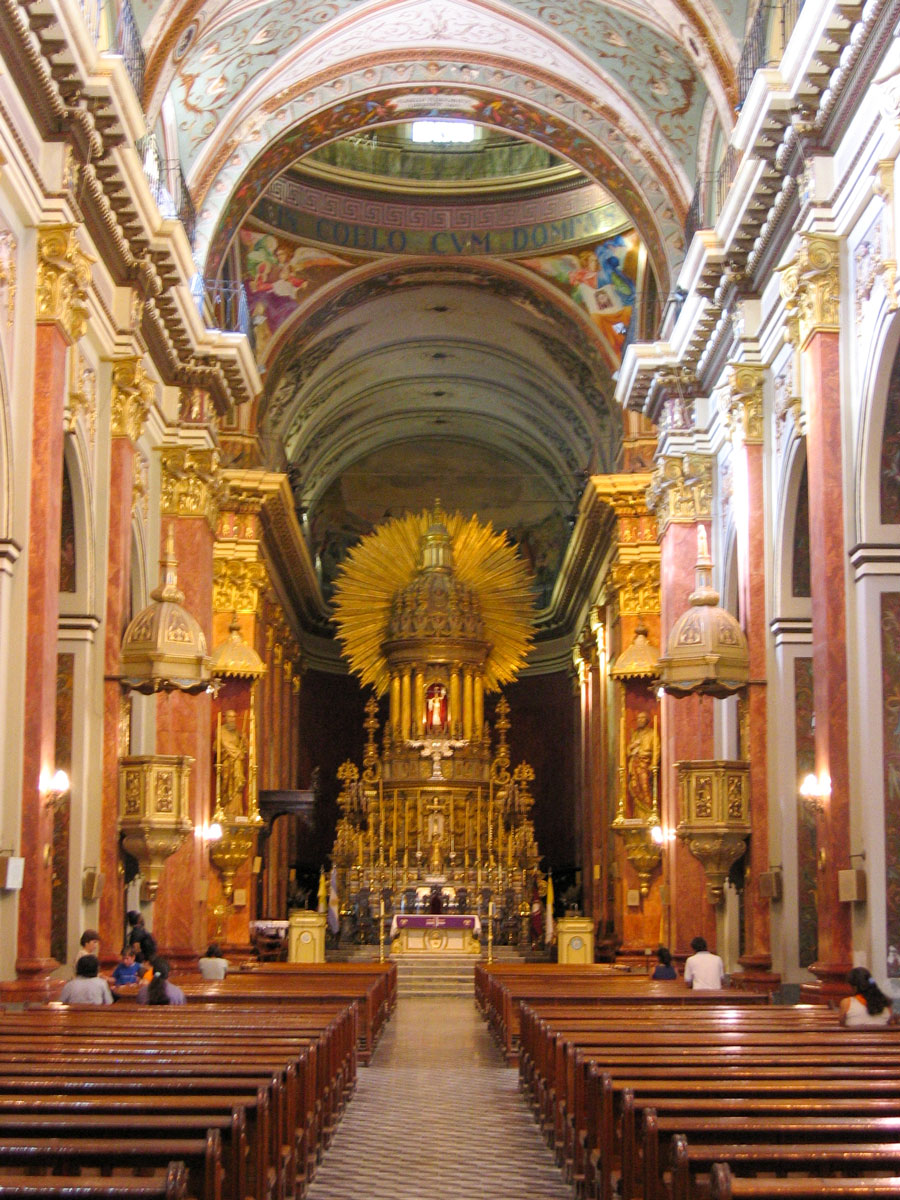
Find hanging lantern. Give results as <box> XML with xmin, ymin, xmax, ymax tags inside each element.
<box><xmin>119</xmin><ymin>527</ymin><xmax>211</xmax><ymax>694</ymax></box>
<box><xmin>209</xmin><ymin>613</ymin><xmax>266</xmax><ymax>680</ymax></box>
<box><xmin>657</xmin><ymin>526</ymin><xmax>749</xmax><ymax>698</ymax></box>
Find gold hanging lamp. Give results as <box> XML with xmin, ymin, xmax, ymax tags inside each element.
<box><xmin>657</xmin><ymin>526</ymin><xmax>749</xmax><ymax>698</ymax></box>
<box><xmin>209</xmin><ymin>613</ymin><xmax>266</xmax><ymax>680</ymax></box>
<box><xmin>119</xmin><ymin>526</ymin><xmax>211</xmax><ymax>694</ymax></box>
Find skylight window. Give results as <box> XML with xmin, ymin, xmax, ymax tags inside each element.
<box><xmin>411</xmin><ymin>120</ymin><xmax>476</xmax><ymax>144</ymax></box>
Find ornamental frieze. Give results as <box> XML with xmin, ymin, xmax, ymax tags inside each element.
<box><xmin>111</xmin><ymin>357</ymin><xmax>155</xmax><ymax>443</ymax></box>
<box><xmin>159</xmin><ymin>446</ymin><xmax>225</xmax><ymax>528</ymax></box>
<box><xmin>780</xmin><ymin>232</ymin><xmax>840</xmax><ymax>350</ymax></box>
<box><xmin>36</xmin><ymin>226</ymin><xmax>92</xmax><ymax>342</ymax></box>
<box><xmin>212</xmin><ymin>557</ymin><xmax>268</xmax><ymax>615</ymax></box>
<box><xmin>648</xmin><ymin>454</ymin><xmax>713</xmax><ymax>532</ymax></box>
<box><xmin>609</xmin><ymin>557</ymin><xmax>661</xmax><ymax>616</ymax></box>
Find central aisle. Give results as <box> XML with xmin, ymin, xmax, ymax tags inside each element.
<box><xmin>306</xmin><ymin>995</ymin><xmax>572</xmax><ymax>1200</ymax></box>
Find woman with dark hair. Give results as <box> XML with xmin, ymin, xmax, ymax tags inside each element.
<box><xmin>839</xmin><ymin>967</ymin><xmax>895</xmax><ymax>1026</ymax></box>
<box><xmin>198</xmin><ymin>943</ymin><xmax>229</xmax><ymax>980</ymax></box>
<box><xmin>137</xmin><ymin>957</ymin><xmax>186</xmax><ymax>1006</ymax></box>
<box><xmin>652</xmin><ymin>946</ymin><xmax>677</xmax><ymax>980</ymax></box>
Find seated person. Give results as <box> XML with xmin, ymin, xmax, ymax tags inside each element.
<box><xmin>839</xmin><ymin>966</ymin><xmax>895</xmax><ymax>1026</ymax></box>
<box><xmin>60</xmin><ymin>954</ymin><xmax>113</xmax><ymax>1005</ymax></box>
<box><xmin>75</xmin><ymin>928</ymin><xmax>100</xmax><ymax>965</ymax></box>
<box><xmin>137</xmin><ymin>957</ymin><xmax>186</xmax><ymax>1006</ymax></box>
<box><xmin>198</xmin><ymin>943</ymin><xmax>229</xmax><ymax>980</ymax></box>
<box><xmin>111</xmin><ymin>946</ymin><xmax>140</xmax><ymax>988</ymax></box>
<box><xmin>683</xmin><ymin>935</ymin><xmax>725</xmax><ymax>989</ymax></box>
<box><xmin>652</xmin><ymin>945</ymin><xmax>677</xmax><ymax>980</ymax></box>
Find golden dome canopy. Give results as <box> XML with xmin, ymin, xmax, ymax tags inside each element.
<box><xmin>332</xmin><ymin>503</ymin><xmax>535</xmax><ymax>695</ymax></box>
<box><xmin>610</xmin><ymin>620</ymin><xmax>660</xmax><ymax>680</ymax></box>
<box><xmin>209</xmin><ymin>614</ymin><xmax>267</xmax><ymax>679</ymax></box>
<box><xmin>657</xmin><ymin>526</ymin><xmax>749</xmax><ymax>698</ymax></box>
<box><xmin>120</xmin><ymin>529</ymin><xmax>211</xmax><ymax>695</ymax></box>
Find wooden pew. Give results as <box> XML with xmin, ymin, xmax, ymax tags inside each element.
<box><xmin>0</xmin><ymin>1162</ymin><xmax>188</xmax><ymax>1200</ymax></box>
<box><xmin>668</xmin><ymin>1129</ymin><xmax>900</xmax><ymax>1200</ymax></box>
<box><xmin>710</xmin><ymin>1161</ymin><xmax>900</xmax><ymax>1198</ymax></box>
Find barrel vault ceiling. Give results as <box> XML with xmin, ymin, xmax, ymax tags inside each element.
<box><xmin>134</xmin><ymin>0</ymin><xmax>748</xmax><ymax>656</ymax></box>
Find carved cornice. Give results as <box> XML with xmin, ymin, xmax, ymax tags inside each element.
<box><xmin>212</xmin><ymin>557</ymin><xmax>268</xmax><ymax>615</ymax></box>
<box><xmin>723</xmin><ymin>362</ymin><xmax>764</xmax><ymax>445</ymax></box>
<box><xmin>159</xmin><ymin>447</ymin><xmax>225</xmax><ymax>529</ymax></box>
<box><xmin>780</xmin><ymin>232</ymin><xmax>840</xmax><ymax>351</ymax></box>
<box><xmin>110</xmin><ymin>357</ymin><xmax>154</xmax><ymax>443</ymax></box>
<box><xmin>647</xmin><ymin>453</ymin><xmax>713</xmax><ymax>533</ymax></box>
<box><xmin>36</xmin><ymin>226</ymin><xmax>92</xmax><ymax>342</ymax></box>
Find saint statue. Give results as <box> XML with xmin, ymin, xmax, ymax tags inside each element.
<box><xmin>626</xmin><ymin>710</ymin><xmax>657</xmax><ymax>819</ymax></box>
<box><xmin>429</xmin><ymin>836</ymin><xmax>445</xmax><ymax>875</ymax></box>
<box><xmin>426</xmin><ymin>683</ymin><xmax>448</xmax><ymax>730</ymax></box>
<box><xmin>217</xmin><ymin>709</ymin><xmax>248</xmax><ymax>817</ymax></box>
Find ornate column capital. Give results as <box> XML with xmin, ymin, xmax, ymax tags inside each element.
<box><xmin>780</xmin><ymin>232</ymin><xmax>840</xmax><ymax>350</ymax></box>
<box><xmin>111</xmin><ymin>357</ymin><xmax>154</xmax><ymax>443</ymax></box>
<box><xmin>36</xmin><ymin>226</ymin><xmax>92</xmax><ymax>343</ymax></box>
<box><xmin>159</xmin><ymin>446</ymin><xmax>225</xmax><ymax>530</ymax></box>
<box><xmin>647</xmin><ymin>453</ymin><xmax>713</xmax><ymax>535</ymax></box>
<box><xmin>212</xmin><ymin>557</ymin><xmax>268</xmax><ymax>615</ymax></box>
<box><xmin>723</xmin><ymin>362</ymin><xmax>765</xmax><ymax>445</ymax></box>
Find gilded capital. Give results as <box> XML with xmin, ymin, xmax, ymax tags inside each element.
<box><xmin>724</xmin><ymin>363</ymin><xmax>764</xmax><ymax>445</ymax></box>
<box><xmin>111</xmin><ymin>357</ymin><xmax>154</xmax><ymax>443</ymax></box>
<box><xmin>212</xmin><ymin>557</ymin><xmax>267</xmax><ymax>615</ymax></box>
<box><xmin>36</xmin><ymin>226</ymin><xmax>92</xmax><ymax>342</ymax></box>
<box><xmin>780</xmin><ymin>232</ymin><xmax>840</xmax><ymax>349</ymax></box>
<box><xmin>648</xmin><ymin>453</ymin><xmax>713</xmax><ymax>533</ymax></box>
<box><xmin>160</xmin><ymin>446</ymin><xmax>225</xmax><ymax>529</ymax></box>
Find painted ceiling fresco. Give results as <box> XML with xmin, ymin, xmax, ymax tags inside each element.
<box><xmin>132</xmin><ymin>0</ymin><xmax>750</xmax><ymax>636</ymax></box>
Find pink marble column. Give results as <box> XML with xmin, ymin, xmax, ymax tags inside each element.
<box><xmin>734</xmin><ymin>440</ymin><xmax>777</xmax><ymax>989</ymax></box>
<box><xmin>804</xmin><ymin>330</ymin><xmax>852</xmax><ymax>984</ymax></box>
<box><xmin>660</xmin><ymin>521</ymin><xmax>715</xmax><ymax>956</ymax></box>
<box><xmin>4</xmin><ymin>323</ymin><xmax>68</xmax><ymax>1000</ymax></box>
<box><xmin>98</xmin><ymin>437</ymin><xmax>136</xmax><ymax>964</ymax></box>
<box><xmin>152</xmin><ymin>518</ymin><xmax>213</xmax><ymax>965</ymax></box>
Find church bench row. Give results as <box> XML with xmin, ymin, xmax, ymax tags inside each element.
<box><xmin>0</xmin><ymin>1162</ymin><xmax>188</xmax><ymax>1200</ymax></box>
<box><xmin>506</xmin><ymin>1000</ymin><xmax>900</xmax><ymax>1200</ymax></box>
<box><xmin>665</xmin><ymin>1129</ymin><xmax>900</xmax><ymax>1200</ymax></box>
<box><xmin>709</xmin><ymin>1161</ymin><xmax>900</xmax><ymax>1199</ymax></box>
<box><xmin>0</xmin><ymin>1004</ymin><xmax>359</xmax><ymax>1186</ymax></box>
<box><xmin>0</xmin><ymin>1135</ymin><xmax>221</xmax><ymax>1200</ymax></box>
<box><xmin>0</xmin><ymin>995</ymin><xmax>368</xmax><ymax>1200</ymax></box>
<box><xmin>474</xmin><ymin>964</ymin><xmax>769</xmax><ymax>1061</ymax></box>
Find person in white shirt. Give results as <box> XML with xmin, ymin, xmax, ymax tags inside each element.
<box><xmin>839</xmin><ymin>967</ymin><xmax>895</xmax><ymax>1026</ymax></box>
<box><xmin>60</xmin><ymin>955</ymin><xmax>113</xmax><ymax>1005</ymax></box>
<box><xmin>683</xmin><ymin>936</ymin><xmax>726</xmax><ymax>990</ymax></box>
<box><xmin>198</xmin><ymin>943</ymin><xmax>229</xmax><ymax>980</ymax></box>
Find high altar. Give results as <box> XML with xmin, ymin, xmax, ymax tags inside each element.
<box><xmin>328</xmin><ymin>506</ymin><xmax>544</xmax><ymax>942</ymax></box>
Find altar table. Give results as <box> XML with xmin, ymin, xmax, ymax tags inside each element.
<box><xmin>389</xmin><ymin>913</ymin><xmax>482</xmax><ymax>955</ymax></box>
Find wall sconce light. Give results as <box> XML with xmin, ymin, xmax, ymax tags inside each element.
<box><xmin>206</xmin><ymin>820</ymin><xmax>223</xmax><ymax>842</ymax></box>
<box><xmin>41</xmin><ymin>768</ymin><xmax>70</xmax><ymax>812</ymax></box>
<box><xmin>799</xmin><ymin>772</ymin><xmax>831</xmax><ymax>813</ymax></box>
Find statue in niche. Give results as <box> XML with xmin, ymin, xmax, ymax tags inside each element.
<box><xmin>217</xmin><ymin>709</ymin><xmax>249</xmax><ymax>817</ymax></box>
<box><xmin>425</xmin><ymin>682</ymin><xmax>448</xmax><ymax>730</ymax></box>
<box><xmin>626</xmin><ymin>710</ymin><xmax>657</xmax><ymax>820</ymax></box>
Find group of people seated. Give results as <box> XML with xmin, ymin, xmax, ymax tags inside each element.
<box><xmin>650</xmin><ymin>939</ymin><xmax>895</xmax><ymax>1023</ymax></box>
<box><xmin>59</xmin><ymin>911</ymin><xmax>230</xmax><ymax>1006</ymax></box>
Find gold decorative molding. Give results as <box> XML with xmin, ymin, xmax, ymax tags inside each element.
<box><xmin>872</xmin><ymin>160</ymin><xmax>899</xmax><ymax>313</ymax></box>
<box><xmin>66</xmin><ymin>346</ymin><xmax>97</xmax><ymax>442</ymax></box>
<box><xmin>611</xmin><ymin>817</ymin><xmax>661</xmax><ymax>897</ymax></box>
<box><xmin>609</xmin><ymin>557</ymin><xmax>661</xmax><ymax>616</ymax></box>
<box><xmin>212</xmin><ymin>557</ymin><xmax>268</xmax><ymax>615</ymax></box>
<box><xmin>647</xmin><ymin>453</ymin><xmax>713</xmax><ymax>533</ymax></box>
<box><xmin>36</xmin><ymin>226</ymin><xmax>92</xmax><ymax>342</ymax></box>
<box><xmin>132</xmin><ymin>453</ymin><xmax>149</xmax><ymax>521</ymax></box>
<box><xmin>780</xmin><ymin>232</ymin><xmax>840</xmax><ymax>351</ymax></box>
<box><xmin>723</xmin><ymin>362</ymin><xmax>764</xmax><ymax>445</ymax></box>
<box><xmin>160</xmin><ymin>446</ymin><xmax>225</xmax><ymax>529</ymax></box>
<box><xmin>111</xmin><ymin>357</ymin><xmax>154</xmax><ymax>443</ymax></box>
<box><xmin>0</xmin><ymin>230</ymin><xmax>16</xmax><ymax>329</ymax></box>
<box><xmin>774</xmin><ymin>359</ymin><xmax>804</xmax><ymax>443</ymax></box>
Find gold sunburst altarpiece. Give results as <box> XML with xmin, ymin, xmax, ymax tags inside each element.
<box><xmin>331</xmin><ymin>506</ymin><xmax>535</xmax><ymax>695</ymax></box>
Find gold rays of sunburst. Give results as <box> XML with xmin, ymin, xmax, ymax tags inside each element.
<box><xmin>331</xmin><ymin>508</ymin><xmax>536</xmax><ymax>695</ymax></box>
